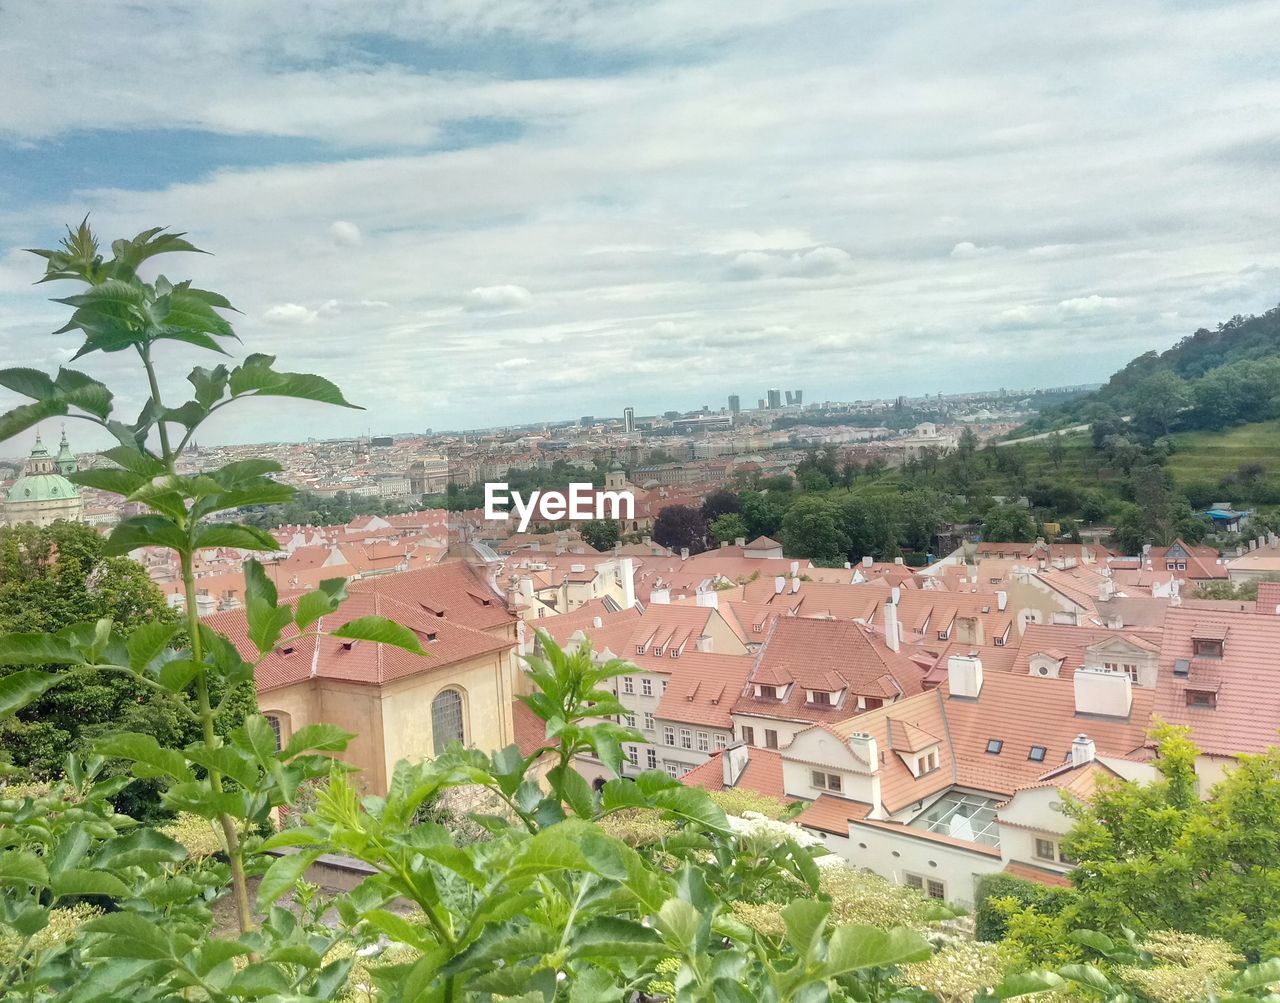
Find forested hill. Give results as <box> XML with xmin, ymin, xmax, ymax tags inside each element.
<box><xmin>1017</xmin><ymin>302</ymin><xmax>1280</xmax><ymax>435</ymax></box>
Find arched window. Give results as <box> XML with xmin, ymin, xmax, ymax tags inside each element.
<box><xmin>265</xmin><ymin>714</ymin><xmax>283</xmax><ymax>751</ymax></box>
<box><xmin>431</xmin><ymin>689</ymin><xmax>465</xmax><ymax>754</ymax></box>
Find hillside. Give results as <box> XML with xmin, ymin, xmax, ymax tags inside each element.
<box><xmin>1018</xmin><ymin>303</ymin><xmax>1280</xmax><ymax>435</ymax></box>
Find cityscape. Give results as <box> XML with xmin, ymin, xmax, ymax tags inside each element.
<box><xmin>2</xmin><ymin>2</ymin><xmax>1280</xmax><ymax>1000</ymax></box>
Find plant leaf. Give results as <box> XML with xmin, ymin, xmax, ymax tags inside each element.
<box><xmin>331</xmin><ymin>616</ymin><xmax>426</xmax><ymax>655</ymax></box>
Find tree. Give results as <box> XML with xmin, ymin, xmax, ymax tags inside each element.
<box><xmin>898</xmin><ymin>489</ymin><xmax>946</xmax><ymax>553</ymax></box>
<box><xmin>1130</xmin><ymin>371</ymin><xmax>1190</xmax><ymax>438</ymax></box>
<box><xmin>740</xmin><ymin>490</ymin><xmax>789</xmax><ymax>539</ymax></box>
<box><xmin>1061</xmin><ymin>724</ymin><xmax>1280</xmax><ymax>960</ymax></box>
<box><xmin>1047</xmin><ymin>433</ymin><xmax>1065</xmax><ymax>470</ymax></box>
<box><xmin>780</xmin><ymin>496</ymin><xmax>848</xmax><ymax>565</ymax></box>
<box><xmin>981</xmin><ymin>504</ymin><xmax>1036</xmax><ymax>543</ymax></box>
<box><xmin>0</xmin><ymin>521</ymin><xmax>185</xmax><ymax>818</ymax></box>
<box><xmin>1079</xmin><ymin>490</ymin><xmax>1108</xmax><ymax>525</ymax></box>
<box><xmin>839</xmin><ymin>495</ymin><xmax>899</xmax><ymax>561</ymax></box>
<box><xmin>700</xmin><ymin>489</ymin><xmax>741</xmax><ymax>523</ymax></box>
<box><xmin>653</xmin><ymin>504</ymin><xmax>708</xmax><ymax>555</ymax></box>
<box><xmin>710</xmin><ymin>513</ymin><xmax>749</xmax><ymax>546</ymax></box>
<box><xmin>579</xmin><ymin>518</ymin><xmax>620</xmax><ymax>552</ymax></box>
<box><xmin>957</xmin><ymin>427</ymin><xmax>979</xmax><ymax>456</ymax></box>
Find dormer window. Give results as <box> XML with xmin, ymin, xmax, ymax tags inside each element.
<box><xmin>937</xmin><ymin>628</ymin><xmax>950</xmax><ymax>640</ymax></box>
<box><xmin>636</xmin><ymin>645</ymin><xmax>646</xmax><ymax>655</ymax></box>
<box><xmin>756</xmin><ymin>684</ymin><xmax>781</xmax><ymax>700</ymax></box>
<box><xmin>916</xmin><ymin>751</ymin><xmax>939</xmax><ymax>774</ymax></box>
<box><xmin>1192</xmin><ymin>638</ymin><xmax>1223</xmax><ymax>659</ymax></box>
<box><xmin>1186</xmin><ymin>689</ymin><xmax>1217</xmax><ymax>709</ymax></box>
<box><xmin>653</xmin><ymin>645</ymin><xmax>665</xmax><ymax>656</ymax></box>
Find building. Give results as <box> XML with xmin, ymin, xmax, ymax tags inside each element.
<box><xmin>2</xmin><ymin>431</ymin><xmax>83</xmax><ymax>527</ymax></box>
<box><xmin>623</xmin><ymin>407</ymin><xmax>635</xmax><ymax>433</ymax></box>
<box><xmin>728</xmin><ymin>395</ymin><xmax>741</xmax><ymax>414</ymax></box>
<box><xmin>206</xmin><ymin>562</ymin><xmax>520</xmax><ymax>795</ymax></box>
<box><xmin>767</xmin><ymin>388</ymin><xmax>782</xmax><ymax>410</ymax></box>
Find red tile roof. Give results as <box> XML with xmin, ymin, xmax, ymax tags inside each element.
<box><xmin>794</xmin><ymin>793</ymin><xmax>872</xmax><ymax>834</ymax></box>
<box><xmin>655</xmin><ymin>654</ymin><xmax>754</xmax><ymax>729</ymax></box>
<box><xmin>349</xmin><ymin>562</ymin><xmax>515</xmax><ymax>634</ymax></box>
<box><xmin>680</xmin><ymin>746</ymin><xmax>786</xmax><ymax>797</ymax></box>
<box><xmin>1003</xmin><ymin>861</ymin><xmax>1074</xmax><ymax>888</ymax></box>
<box><xmin>1155</xmin><ymin>605</ymin><xmax>1280</xmax><ymax>756</ymax></box>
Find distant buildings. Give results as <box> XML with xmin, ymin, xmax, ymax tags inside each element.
<box><xmin>728</xmin><ymin>394</ymin><xmax>741</xmax><ymax>414</ymax></box>
<box><xmin>767</xmin><ymin>388</ymin><xmax>782</xmax><ymax>409</ymax></box>
<box><xmin>623</xmin><ymin>407</ymin><xmax>635</xmax><ymax>433</ymax></box>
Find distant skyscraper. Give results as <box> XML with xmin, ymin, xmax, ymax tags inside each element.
<box><xmin>794</xmin><ymin>389</ymin><xmax>803</xmax><ymax>406</ymax></box>
<box><xmin>767</xmin><ymin>388</ymin><xmax>782</xmax><ymax>409</ymax></box>
<box><xmin>784</xmin><ymin>391</ymin><xmax>794</xmax><ymax>406</ymax></box>
<box><xmin>728</xmin><ymin>394</ymin><xmax>741</xmax><ymax>414</ymax></box>
<box><xmin>623</xmin><ymin>407</ymin><xmax>635</xmax><ymax>433</ymax></box>
<box><xmin>758</xmin><ymin>398</ymin><xmax>767</xmax><ymax>410</ymax></box>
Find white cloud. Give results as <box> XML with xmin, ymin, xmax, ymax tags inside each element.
<box><xmin>1058</xmin><ymin>294</ymin><xmax>1122</xmax><ymax>316</ymax></box>
<box><xmin>465</xmin><ymin>285</ymin><xmax>533</xmax><ymax>311</ymax></box>
<box><xmin>262</xmin><ymin>303</ymin><xmax>318</xmax><ymax>324</ymax></box>
<box><xmin>725</xmin><ymin>245</ymin><xmax>852</xmax><ymax>280</ymax></box>
<box><xmin>496</xmin><ymin>356</ymin><xmax>532</xmax><ymax>370</ymax></box>
<box><xmin>329</xmin><ymin>220</ymin><xmax>362</xmax><ymax>246</ymax></box>
<box><xmin>950</xmin><ymin>241</ymin><xmax>1001</xmax><ymax>259</ymax></box>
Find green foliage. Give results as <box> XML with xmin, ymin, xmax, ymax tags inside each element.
<box><xmin>710</xmin><ymin>512</ymin><xmax>750</xmax><ymax>546</ymax></box>
<box><xmin>652</xmin><ymin>503</ymin><xmax>708</xmax><ymax>555</ymax></box>
<box><xmin>974</xmin><ymin>874</ymin><xmax>1076</xmax><ymax>942</ymax></box>
<box><xmin>578</xmin><ymin>518</ymin><xmax>621</xmax><ymax>552</ymax></box>
<box><xmin>981</xmin><ymin>504</ymin><xmax>1037</xmax><ymax>543</ymax></box>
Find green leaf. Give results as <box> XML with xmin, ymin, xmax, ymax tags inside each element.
<box><xmin>54</xmin><ymin>367</ymin><xmax>114</xmax><ymax>419</ymax></box>
<box><xmin>188</xmin><ymin>364</ymin><xmax>230</xmax><ymax>410</ymax></box>
<box><xmin>0</xmin><ymin>668</ymin><xmax>64</xmax><ymax>716</ymax></box>
<box><xmin>83</xmin><ymin>912</ymin><xmax>175</xmax><ymax>961</ymax></box>
<box><xmin>650</xmin><ymin>786</ymin><xmax>730</xmax><ymax>834</ymax></box>
<box><xmin>782</xmin><ymin>899</ymin><xmax>830</xmax><ymax>961</ymax></box>
<box><xmin>0</xmin><ymin>367</ymin><xmax>56</xmax><ymax>399</ymax></box>
<box><xmin>257</xmin><ymin>851</ymin><xmax>320</xmax><ymax>908</ymax></box>
<box><xmin>126</xmin><ymin>621</ymin><xmax>180</xmax><ymax>673</ymax></box>
<box><xmin>294</xmin><ymin>578</ymin><xmax>348</xmax><ymax>631</ymax></box>
<box><xmin>825</xmin><ymin>925</ymin><xmax>932</xmax><ymax>974</ymax></box>
<box><xmin>1232</xmin><ymin>959</ymin><xmax>1280</xmax><ymax>992</ymax></box>
<box><xmin>568</xmin><ymin>916</ymin><xmax>665</xmax><ymax>961</ymax></box>
<box><xmin>244</xmin><ymin>559</ymin><xmax>293</xmax><ymax>655</ymax></box>
<box><xmin>331</xmin><ymin>616</ymin><xmax>426</xmax><ymax>655</ymax></box>
<box><xmin>192</xmin><ymin>524</ymin><xmax>280</xmax><ymax>551</ymax></box>
<box><xmin>1058</xmin><ymin>964</ymin><xmax>1115</xmax><ymax>995</ymax></box>
<box><xmin>97</xmin><ymin>732</ymin><xmax>193</xmax><ymax>782</ymax></box>
<box><xmin>157</xmin><ymin>658</ymin><xmax>203</xmax><ymax>692</ymax></box>
<box><xmin>657</xmin><ymin>898</ymin><xmax>701</xmax><ymax>951</ymax></box>
<box><xmin>103</xmin><ymin>515</ymin><xmax>188</xmax><ymax>556</ymax></box>
<box><xmin>68</xmin><ymin>468</ymin><xmax>148</xmax><ymax>496</ymax></box>
<box><xmin>229</xmin><ymin>353</ymin><xmax>362</xmax><ymax>409</ymax></box>
<box><xmin>362</xmin><ymin>908</ymin><xmax>430</xmax><ymax>950</ymax></box>
<box><xmin>549</xmin><ymin>763</ymin><xmax>595</xmax><ymax>818</ymax></box>
<box><xmin>100</xmin><ymin>445</ymin><xmax>166</xmax><ymax>477</ymax></box>
<box><xmin>993</xmin><ymin>971</ymin><xmax>1066</xmax><ymax>999</ymax></box>
<box><xmin>0</xmin><ymin>399</ymin><xmax>69</xmax><ymax>443</ymax></box>
<box><xmin>280</xmin><ymin>723</ymin><xmax>351</xmax><ymax>759</ymax></box>
<box><xmin>92</xmin><ymin>828</ymin><xmax>188</xmax><ymax>869</ymax></box>
<box><xmin>0</xmin><ymin>850</ymin><xmax>49</xmax><ymax>888</ymax></box>
<box><xmin>50</xmin><ymin>869</ymin><xmax>130</xmax><ymax>899</ymax></box>
<box><xmin>183</xmin><ymin>743</ymin><xmax>259</xmax><ymax>790</ymax></box>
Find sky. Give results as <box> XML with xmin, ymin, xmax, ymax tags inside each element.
<box><xmin>2</xmin><ymin>0</ymin><xmax>1279</xmax><ymax>450</ymax></box>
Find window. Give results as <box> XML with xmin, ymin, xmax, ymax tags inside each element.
<box><xmin>926</xmin><ymin>879</ymin><xmax>945</xmax><ymax>900</ymax></box>
<box><xmin>753</xmin><ymin>623</ymin><xmax>763</xmax><ymax>633</ymax></box>
<box><xmin>714</xmin><ymin>733</ymin><xmax>728</xmax><ymax>750</ymax></box>
<box><xmin>663</xmin><ymin>726</ymin><xmax>675</xmax><ymax>746</ymax></box>
<box><xmin>1186</xmin><ymin>689</ymin><xmax>1217</xmax><ymax>708</ymax></box>
<box><xmin>625</xmin><ymin>713</ymin><xmax>637</xmax><ymax>728</ymax></box>
<box><xmin>643</xmin><ymin>712</ymin><xmax>655</xmax><ymax>731</ymax></box>
<box><xmin>1192</xmin><ymin>638</ymin><xmax>1224</xmax><ymax>659</ymax></box>
<box><xmin>1034</xmin><ymin>838</ymin><xmax>1056</xmax><ymax>861</ymax></box>
<box><xmin>916</xmin><ymin>751</ymin><xmax>939</xmax><ymax>774</ymax></box>
<box><xmin>265</xmin><ymin>714</ymin><xmax>283</xmax><ymax>751</ymax></box>
<box><xmin>809</xmin><ymin>690</ymin><xmax>832</xmax><ymax>706</ymax></box>
<box><xmin>646</xmin><ymin>748</ymin><xmax>657</xmax><ymax>769</ymax></box>
<box><xmin>431</xmin><ymin>689</ymin><xmax>466</xmax><ymax>754</ymax></box>
<box><xmin>864</xmin><ymin>697</ymin><xmax>883</xmax><ymax>711</ymax></box>
<box><xmin>696</xmin><ymin>731</ymin><xmax>709</xmax><ymax>751</ymax></box>
<box><xmin>680</xmin><ymin>728</ymin><xmax>693</xmax><ymax>750</ymax></box>
<box><xmin>742</xmin><ymin>726</ymin><xmax>755</xmax><ymax>746</ymax></box>
<box><xmin>765</xmin><ymin>729</ymin><xmax>779</xmax><ymax>749</ymax></box>
<box><xmin>622</xmin><ymin>676</ymin><xmax>634</xmax><ymax>694</ymax></box>
<box><xmin>626</xmin><ymin>746</ymin><xmax>639</xmax><ymax>766</ymax></box>
<box><xmin>1103</xmin><ymin>661</ymin><xmax>1139</xmax><ymax>683</ymax></box>
<box><xmin>985</xmin><ymin>739</ymin><xmax>1003</xmax><ymax>755</ymax></box>
<box><xmin>1028</xmin><ymin>745</ymin><xmax>1047</xmax><ymax>763</ymax></box>
<box><xmin>905</xmin><ymin>874</ymin><xmax>924</xmax><ymax>891</ymax></box>
<box><xmin>661</xmin><ymin>679</ymin><xmax>668</xmax><ymax>693</ymax></box>
<box><xmin>811</xmin><ymin>771</ymin><xmax>843</xmax><ymax>792</ymax></box>
<box><xmin>665</xmin><ymin>764</ymin><xmax>679</xmax><ymax>777</ymax></box>
<box><xmin>641</xmin><ymin>677</ymin><xmax>653</xmax><ymax>696</ymax></box>
<box><xmin>758</xmin><ymin>684</ymin><xmax>779</xmax><ymax>700</ymax></box>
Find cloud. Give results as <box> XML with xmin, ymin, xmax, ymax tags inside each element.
<box><xmin>464</xmin><ymin>285</ymin><xmax>533</xmax><ymax>311</ymax></box>
<box><xmin>950</xmin><ymin>241</ymin><xmax>1002</xmax><ymax>259</ymax></box>
<box><xmin>725</xmin><ymin>246</ymin><xmax>852</xmax><ymax>280</ymax></box>
<box><xmin>329</xmin><ymin>220</ymin><xmax>362</xmax><ymax>246</ymax></box>
<box><xmin>262</xmin><ymin>303</ymin><xmax>318</xmax><ymax>324</ymax></box>
<box><xmin>496</xmin><ymin>356</ymin><xmax>532</xmax><ymax>370</ymax></box>
<box><xmin>1058</xmin><ymin>294</ymin><xmax>1122</xmax><ymax>316</ymax></box>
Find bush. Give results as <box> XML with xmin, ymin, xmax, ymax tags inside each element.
<box><xmin>974</xmin><ymin>874</ymin><xmax>1076</xmax><ymax>942</ymax></box>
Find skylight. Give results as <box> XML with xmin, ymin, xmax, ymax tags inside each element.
<box><xmin>985</xmin><ymin>739</ymin><xmax>1003</xmax><ymax>754</ymax></box>
<box><xmin>1028</xmin><ymin>745</ymin><xmax>1047</xmax><ymax>762</ymax></box>
<box><xmin>912</xmin><ymin>792</ymin><xmax>1000</xmax><ymax>848</ymax></box>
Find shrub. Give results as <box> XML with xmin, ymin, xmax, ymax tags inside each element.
<box><xmin>974</xmin><ymin>874</ymin><xmax>1076</xmax><ymax>941</ymax></box>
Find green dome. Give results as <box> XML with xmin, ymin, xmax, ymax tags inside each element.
<box><xmin>7</xmin><ymin>470</ymin><xmax>79</xmax><ymax>503</ymax></box>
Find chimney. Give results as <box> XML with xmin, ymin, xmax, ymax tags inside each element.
<box><xmin>722</xmin><ymin>743</ymin><xmax>750</xmax><ymax>787</ymax></box>
<box><xmin>996</xmin><ymin>590</ymin><xmax>1007</xmax><ymax>612</ymax></box>
<box><xmin>775</xmin><ymin>576</ymin><xmax>786</xmax><ymax>595</ymax></box>
<box><xmin>790</xmin><ymin>560</ymin><xmax>799</xmax><ymax>576</ymax></box>
<box><xmin>592</xmin><ymin>616</ymin><xmax>603</xmax><ymax>628</ymax></box>
<box><xmin>882</xmin><ymin>599</ymin><xmax>900</xmax><ymax>652</ymax></box>
<box><xmin>1070</xmin><ymin>733</ymin><xmax>1096</xmax><ymax>768</ymax></box>
<box><xmin>696</xmin><ymin>590</ymin><xmax>719</xmax><ymax>609</ymax></box>
<box><xmin>791</xmin><ymin>578</ymin><xmax>801</xmax><ymax>594</ymax></box>
<box><xmin>862</xmin><ymin>555</ymin><xmax>873</xmax><ymax>568</ymax></box>
<box><xmin>891</xmin><ymin>585</ymin><xmax>900</xmax><ymax>605</ymax></box>
<box><xmin>719</xmin><ymin>540</ymin><xmax>728</xmax><ymax>549</ymax></box>
<box><xmin>735</xmin><ymin>536</ymin><xmax>745</xmax><ymax>547</ymax></box>
<box><xmin>947</xmin><ymin>654</ymin><xmax>984</xmax><ymax>698</ymax></box>
<box><xmin>846</xmin><ymin>732</ymin><xmax>878</xmax><ymax>771</ymax></box>
<box><xmin>619</xmin><ymin>557</ymin><xmax>636</xmax><ymax>609</ymax></box>
<box><xmin>894</xmin><ymin>556</ymin><xmax>904</xmax><ymax>565</ymax></box>
<box><xmin>1074</xmin><ymin>667</ymin><xmax>1133</xmax><ymax>717</ymax></box>
<box><xmin>1098</xmin><ymin>579</ymin><xmax>1114</xmax><ymax>602</ymax></box>
<box><xmin>680</xmin><ymin>547</ymin><xmax>690</xmax><ymax>561</ymax></box>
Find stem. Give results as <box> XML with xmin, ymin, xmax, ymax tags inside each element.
<box><xmin>141</xmin><ymin>342</ymin><xmax>253</xmax><ymax>933</ymax></box>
